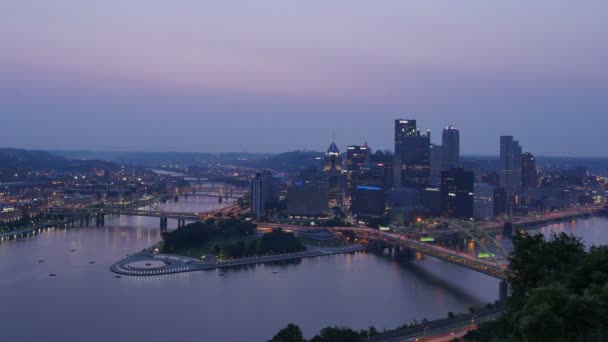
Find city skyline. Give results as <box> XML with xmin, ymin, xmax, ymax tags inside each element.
<box><xmin>1</xmin><ymin>1</ymin><xmax>607</xmax><ymax>156</ymax></box>
<box><xmin>3</xmin><ymin>3</ymin><xmax>608</xmax><ymax>341</ymax></box>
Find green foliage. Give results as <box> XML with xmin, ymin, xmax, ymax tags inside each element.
<box><xmin>270</xmin><ymin>324</ymin><xmax>379</xmax><ymax>342</ymax></box>
<box><xmin>259</xmin><ymin>228</ymin><xmax>305</xmax><ymax>254</ymax></box>
<box><xmin>162</xmin><ymin>218</ymin><xmax>256</xmax><ymax>253</ymax></box>
<box><xmin>309</xmin><ymin>327</ymin><xmax>363</xmax><ymax>342</ymax></box>
<box><xmin>365</xmin><ymin>215</ymin><xmax>390</xmax><ymax>229</ymax></box>
<box><xmin>466</xmin><ymin>232</ymin><xmax>608</xmax><ymax>341</ymax></box>
<box><xmin>269</xmin><ymin>323</ymin><xmax>305</xmax><ymax>342</ymax></box>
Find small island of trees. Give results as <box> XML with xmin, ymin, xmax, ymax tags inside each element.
<box><xmin>161</xmin><ymin>219</ymin><xmax>304</xmax><ymax>259</ymax></box>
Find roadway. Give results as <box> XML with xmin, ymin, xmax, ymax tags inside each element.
<box><xmin>259</xmin><ymin>223</ymin><xmax>507</xmax><ymax>279</ymax></box>
<box><xmin>370</xmin><ymin>309</ymin><xmax>503</xmax><ymax>342</ymax></box>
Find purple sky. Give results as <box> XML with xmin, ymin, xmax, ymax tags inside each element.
<box><xmin>1</xmin><ymin>1</ymin><xmax>607</xmax><ymax>156</ymax></box>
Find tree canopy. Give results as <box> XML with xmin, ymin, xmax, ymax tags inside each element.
<box><xmin>162</xmin><ymin>218</ymin><xmax>256</xmax><ymax>253</ymax></box>
<box><xmin>270</xmin><ymin>324</ymin><xmax>380</xmax><ymax>342</ymax></box>
<box><xmin>464</xmin><ymin>232</ymin><xmax>608</xmax><ymax>341</ymax></box>
<box><xmin>259</xmin><ymin>228</ymin><xmax>305</xmax><ymax>254</ymax></box>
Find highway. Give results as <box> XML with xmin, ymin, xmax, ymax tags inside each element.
<box><xmin>370</xmin><ymin>309</ymin><xmax>503</xmax><ymax>342</ymax></box>
<box><xmin>259</xmin><ymin>223</ymin><xmax>507</xmax><ymax>279</ymax></box>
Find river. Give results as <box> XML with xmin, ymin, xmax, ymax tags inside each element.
<box><xmin>1</xmin><ymin>196</ymin><xmax>607</xmax><ymax>341</ymax></box>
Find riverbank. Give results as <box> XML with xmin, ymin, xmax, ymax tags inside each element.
<box><xmin>479</xmin><ymin>205</ymin><xmax>607</xmax><ymax>234</ymax></box>
<box><xmin>369</xmin><ymin>307</ymin><xmax>503</xmax><ymax>342</ymax></box>
<box><xmin>110</xmin><ymin>244</ymin><xmax>368</xmax><ymax>276</ymax></box>
<box><xmin>0</xmin><ymin>217</ymin><xmax>80</xmax><ymax>241</ymax></box>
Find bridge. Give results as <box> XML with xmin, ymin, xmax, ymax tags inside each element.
<box><xmin>46</xmin><ymin>199</ymin><xmax>243</xmax><ymax>229</ymax></box>
<box><xmin>260</xmin><ymin>223</ymin><xmax>507</xmax><ymax>280</ymax></box>
<box><xmin>396</xmin><ymin>204</ymin><xmax>607</xmax><ymax>239</ymax></box>
<box><xmin>162</xmin><ymin>186</ymin><xmax>248</xmax><ymax>200</ymax></box>
<box><xmin>46</xmin><ymin>206</ymin><xmax>200</xmax><ymax>229</ymax></box>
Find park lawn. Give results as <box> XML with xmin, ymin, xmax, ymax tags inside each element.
<box><xmin>170</xmin><ymin>234</ymin><xmax>260</xmax><ymax>259</ymax></box>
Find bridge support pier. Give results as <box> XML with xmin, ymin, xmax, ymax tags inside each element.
<box><xmin>80</xmin><ymin>215</ymin><xmax>84</xmax><ymax>227</ymax></box>
<box><xmin>174</xmin><ymin>196</ymin><xmax>179</xmax><ymax>202</ymax></box>
<box><xmin>394</xmin><ymin>246</ymin><xmax>414</xmax><ymax>260</ymax></box>
<box><xmin>503</xmin><ymin>222</ymin><xmax>513</xmax><ymax>237</ymax></box>
<box><xmin>499</xmin><ymin>280</ymin><xmax>509</xmax><ymax>301</ymax></box>
<box><xmin>392</xmin><ymin>246</ymin><xmax>398</xmax><ymax>257</ymax></box>
<box><xmin>95</xmin><ymin>213</ymin><xmax>105</xmax><ymax>227</ymax></box>
<box><xmin>160</xmin><ymin>216</ymin><xmax>168</xmax><ymax>232</ymax></box>
<box><xmin>85</xmin><ymin>214</ymin><xmax>90</xmax><ymax>227</ymax></box>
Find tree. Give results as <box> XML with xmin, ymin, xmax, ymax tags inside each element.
<box><xmin>465</xmin><ymin>233</ymin><xmax>608</xmax><ymax>341</ymax></box>
<box><xmin>269</xmin><ymin>323</ymin><xmax>305</xmax><ymax>342</ymax></box>
<box><xmin>309</xmin><ymin>327</ymin><xmax>362</xmax><ymax>342</ymax></box>
<box><xmin>259</xmin><ymin>228</ymin><xmax>305</xmax><ymax>254</ymax></box>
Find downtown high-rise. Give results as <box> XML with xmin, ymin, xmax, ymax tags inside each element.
<box><xmin>442</xmin><ymin>126</ymin><xmax>460</xmax><ymax>170</ymax></box>
<box><xmin>324</xmin><ymin>140</ymin><xmax>344</xmax><ymax>207</ymax></box>
<box><xmin>522</xmin><ymin>151</ymin><xmax>538</xmax><ymax>189</ymax></box>
<box><xmin>394</xmin><ymin>119</ymin><xmax>430</xmax><ymax>189</ymax></box>
<box><xmin>499</xmin><ymin>136</ymin><xmax>523</xmax><ymax>193</ymax></box>
<box><xmin>346</xmin><ymin>143</ymin><xmax>370</xmax><ymax>196</ymax></box>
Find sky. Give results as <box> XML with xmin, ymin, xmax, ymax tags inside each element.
<box><xmin>0</xmin><ymin>1</ymin><xmax>607</xmax><ymax>156</ymax></box>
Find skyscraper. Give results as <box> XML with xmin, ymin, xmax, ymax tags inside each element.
<box><xmin>351</xmin><ymin>185</ymin><xmax>386</xmax><ymax>217</ymax></box>
<box><xmin>474</xmin><ymin>183</ymin><xmax>495</xmax><ymax>220</ymax></box>
<box><xmin>441</xmin><ymin>167</ymin><xmax>474</xmax><ymax>219</ymax></box>
<box><xmin>394</xmin><ymin>119</ymin><xmax>431</xmax><ymax>189</ymax></box>
<box><xmin>394</xmin><ymin>119</ymin><xmax>417</xmax><ymax>154</ymax></box>
<box><xmin>442</xmin><ymin>126</ymin><xmax>460</xmax><ymax>170</ymax></box>
<box><xmin>286</xmin><ymin>182</ymin><xmax>328</xmax><ymax>217</ymax></box>
<box><xmin>429</xmin><ymin>144</ymin><xmax>443</xmax><ymax>186</ymax></box>
<box><xmin>522</xmin><ymin>152</ymin><xmax>538</xmax><ymax>189</ymax></box>
<box><xmin>324</xmin><ymin>140</ymin><xmax>344</xmax><ymax>207</ymax></box>
<box><xmin>251</xmin><ymin>170</ymin><xmax>277</xmax><ymax>218</ymax></box>
<box><xmin>346</xmin><ymin>144</ymin><xmax>369</xmax><ymax>196</ymax></box>
<box><xmin>499</xmin><ymin>136</ymin><xmax>523</xmax><ymax>193</ymax></box>
<box><xmin>369</xmin><ymin>151</ymin><xmax>394</xmax><ymax>191</ymax></box>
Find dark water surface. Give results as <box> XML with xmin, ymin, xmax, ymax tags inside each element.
<box><xmin>1</xmin><ymin>199</ymin><xmax>606</xmax><ymax>341</ymax></box>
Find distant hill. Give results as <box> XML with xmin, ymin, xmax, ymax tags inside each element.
<box><xmin>0</xmin><ymin>148</ymin><xmax>66</xmax><ymax>169</ymax></box>
<box><xmin>51</xmin><ymin>150</ymin><xmax>325</xmax><ymax>172</ymax></box>
<box><xmin>52</xmin><ymin>150</ymin><xmax>271</xmax><ymax>166</ymax></box>
<box><xmin>242</xmin><ymin>151</ymin><xmax>324</xmax><ymax>173</ymax></box>
<box><xmin>0</xmin><ymin>148</ymin><xmax>117</xmax><ymax>181</ymax></box>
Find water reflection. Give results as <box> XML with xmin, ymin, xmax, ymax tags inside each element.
<box><xmin>2</xmin><ymin>200</ymin><xmax>607</xmax><ymax>341</ymax></box>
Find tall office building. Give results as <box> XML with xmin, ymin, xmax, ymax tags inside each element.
<box><xmin>251</xmin><ymin>170</ymin><xmax>277</xmax><ymax>218</ymax></box>
<box><xmin>324</xmin><ymin>140</ymin><xmax>344</xmax><ymax>207</ymax></box>
<box><xmin>499</xmin><ymin>136</ymin><xmax>523</xmax><ymax>193</ymax></box>
<box><xmin>351</xmin><ymin>185</ymin><xmax>386</xmax><ymax>217</ymax></box>
<box><xmin>493</xmin><ymin>187</ymin><xmax>507</xmax><ymax>217</ymax></box>
<box><xmin>474</xmin><ymin>183</ymin><xmax>495</xmax><ymax>220</ymax></box>
<box><xmin>286</xmin><ymin>182</ymin><xmax>329</xmax><ymax>217</ymax></box>
<box><xmin>442</xmin><ymin>126</ymin><xmax>460</xmax><ymax>170</ymax></box>
<box><xmin>369</xmin><ymin>151</ymin><xmax>394</xmax><ymax>191</ymax></box>
<box><xmin>441</xmin><ymin>168</ymin><xmax>474</xmax><ymax>219</ymax></box>
<box><xmin>346</xmin><ymin>144</ymin><xmax>370</xmax><ymax>196</ymax></box>
<box><xmin>429</xmin><ymin>144</ymin><xmax>443</xmax><ymax>186</ymax></box>
<box><xmin>522</xmin><ymin>152</ymin><xmax>538</xmax><ymax>189</ymax></box>
<box><xmin>394</xmin><ymin>119</ymin><xmax>431</xmax><ymax>189</ymax></box>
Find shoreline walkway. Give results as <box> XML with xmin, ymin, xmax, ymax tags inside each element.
<box><xmin>110</xmin><ymin>244</ymin><xmax>368</xmax><ymax>276</ymax></box>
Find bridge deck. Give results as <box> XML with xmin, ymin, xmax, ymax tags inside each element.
<box><xmin>261</xmin><ymin>224</ymin><xmax>507</xmax><ymax>279</ymax></box>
